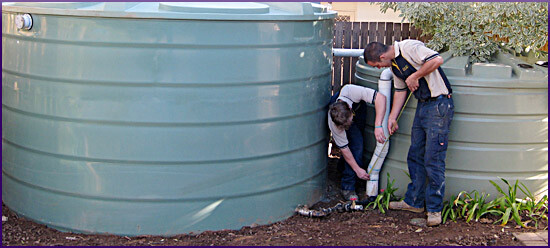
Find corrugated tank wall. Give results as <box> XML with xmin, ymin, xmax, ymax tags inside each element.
<box><xmin>2</xmin><ymin>2</ymin><xmax>336</xmax><ymax>235</ymax></box>
<box><xmin>355</xmin><ymin>52</ymin><xmax>548</xmax><ymax>200</ymax></box>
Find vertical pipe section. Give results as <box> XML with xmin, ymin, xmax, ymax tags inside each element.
<box><xmin>366</xmin><ymin>69</ymin><xmax>392</xmax><ymax>197</ymax></box>
<box><xmin>333</xmin><ymin>49</ymin><xmax>394</xmax><ymax>198</ymax></box>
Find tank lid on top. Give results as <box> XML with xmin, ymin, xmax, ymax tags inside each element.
<box><xmin>1</xmin><ymin>2</ymin><xmax>336</xmax><ymax>20</ymax></box>
<box><xmin>355</xmin><ymin>51</ymin><xmax>548</xmax><ymax>89</ymax></box>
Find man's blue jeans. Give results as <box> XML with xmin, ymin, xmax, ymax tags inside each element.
<box><xmin>403</xmin><ymin>96</ymin><xmax>454</xmax><ymax>212</ymax></box>
<box><xmin>330</xmin><ymin>92</ymin><xmax>367</xmax><ymax>191</ymax></box>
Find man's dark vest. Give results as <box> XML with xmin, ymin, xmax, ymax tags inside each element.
<box><xmin>391</xmin><ymin>49</ymin><xmax>452</xmax><ymax>100</ymax></box>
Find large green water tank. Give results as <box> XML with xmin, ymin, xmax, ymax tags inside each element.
<box><xmin>355</xmin><ymin>52</ymin><xmax>548</xmax><ymax>200</ymax></box>
<box><xmin>2</xmin><ymin>2</ymin><xmax>336</xmax><ymax>236</ymax></box>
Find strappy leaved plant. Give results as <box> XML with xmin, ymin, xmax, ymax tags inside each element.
<box><xmin>367</xmin><ymin>173</ymin><xmax>400</xmax><ymax>213</ymax></box>
<box><xmin>489</xmin><ymin>178</ymin><xmax>526</xmax><ymax>227</ymax></box>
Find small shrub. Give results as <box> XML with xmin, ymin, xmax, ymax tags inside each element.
<box><xmin>374</xmin><ymin>175</ymin><xmax>548</xmax><ymax>229</ymax></box>
<box><xmin>442</xmin><ymin>191</ymin><xmax>500</xmax><ymax>224</ymax></box>
<box><xmin>490</xmin><ymin>178</ymin><xmax>527</xmax><ymax>227</ymax></box>
<box><xmin>489</xmin><ymin>178</ymin><xmax>548</xmax><ymax>228</ymax></box>
<box><xmin>442</xmin><ymin>193</ymin><xmax>462</xmax><ymax>223</ymax></box>
<box><xmin>367</xmin><ymin>173</ymin><xmax>401</xmax><ymax>213</ymax></box>
<box><xmin>439</xmin><ymin>177</ymin><xmax>547</xmax><ymax>228</ymax></box>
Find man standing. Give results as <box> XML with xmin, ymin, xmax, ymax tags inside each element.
<box><xmin>328</xmin><ymin>84</ymin><xmax>386</xmax><ymax>201</ymax></box>
<box><xmin>363</xmin><ymin>40</ymin><xmax>454</xmax><ymax>226</ymax></box>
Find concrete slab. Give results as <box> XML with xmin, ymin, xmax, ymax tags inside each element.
<box><xmin>522</xmin><ymin>241</ymin><xmax>547</xmax><ymax>246</ymax></box>
<box><xmin>515</xmin><ymin>232</ymin><xmax>543</xmax><ymax>241</ymax></box>
<box><xmin>536</xmin><ymin>231</ymin><xmax>547</xmax><ymax>240</ymax></box>
<box><xmin>513</xmin><ymin>231</ymin><xmax>548</xmax><ymax>246</ymax></box>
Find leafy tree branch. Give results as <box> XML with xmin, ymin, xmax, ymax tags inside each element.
<box><xmin>377</xmin><ymin>2</ymin><xmax>548</xmax><ymax>62</ymax></box>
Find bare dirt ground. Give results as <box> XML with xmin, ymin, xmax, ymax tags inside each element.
<box><xmin>2</xmin><ymin>156</ymin><xmax>546</xmax><ymax>246</ymax></box>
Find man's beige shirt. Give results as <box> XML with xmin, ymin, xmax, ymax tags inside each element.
<box><xmin>328</xmin><ymin>84</ymin><xmax>376</xmax><ymax>149</ymax></box>
<box><xmin>392</xmin><ymin>39</ymin><xmax>449</xmax><ymax>97</ymax></box>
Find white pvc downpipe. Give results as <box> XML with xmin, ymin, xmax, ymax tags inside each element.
<box><xmin>366</xmin><ymin>68</ymin><xmax>393</xmax><ymax>197</ymax></box>
<box><xmin>333</xmin><ymin>48</ymin><xmax>363</xmax><ymax>57</ymax></box>
<box><xmin>331</xmin><ymin>48</ymin><xmax>393</xmax><ymax>197</ymax></box>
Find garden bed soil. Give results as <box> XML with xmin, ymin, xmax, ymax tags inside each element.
<box><xmin>2</xmin><ymin>156</ymin><xmax>546</xmax><ymax>246</ymax></box>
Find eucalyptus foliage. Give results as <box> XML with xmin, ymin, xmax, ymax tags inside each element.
<box><xmin>378</xmin><ymin>2</ymin><xmax>548</xmax><ymax>62</ymax></box>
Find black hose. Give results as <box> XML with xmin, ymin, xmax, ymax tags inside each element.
<box><xmin>295</xmin><ymin>200</ymin><xmax>372</xmax><ymax>218</ymax></box>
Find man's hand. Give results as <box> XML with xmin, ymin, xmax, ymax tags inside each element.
<box><xmin>341</xmin><ymin>147</ymin><xmax>369</xmax><ymax>180</ymax></box>
<box><xmin>404</xmin><ymin>56</ymin><xmax>443</xmax><ymax>93</ymax></box>
<box><xmin>354</xmin><ymin>168</ymin><xmax>370</xmax><ymax>180</ymax></box>
<box><xmin>405</xmin><ymin>74</ymin><xmax>419</xmax><ymax>92</ymax></box>
<box><xmin>374</xmin><ymin>127</ymin><xmax>386</xmax><ymax>143</ymax></box>
<box><xmin>388</xmin><ymin>118</ymin><xmax>399</xmax><ymax>135</ymax></box>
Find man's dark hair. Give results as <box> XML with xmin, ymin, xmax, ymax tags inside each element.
<box><xmin>329</xmin><ymin>101</ymin><xmax>352</xmax><ymax>130</ymax></box>
<box><xmin>364</xmin><ymin>42</ymin><xmax>390</xmax><ymax>63</ymax></box>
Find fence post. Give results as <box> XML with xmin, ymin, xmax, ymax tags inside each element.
<box><xmin>333</xmin><ymin>22</ymin><xmax>344</xmax><ymax>93</ymax></box>
<box><xmin>351</xmin><ymin>22</ymin><xmax>361</xmax><ymax>84</ymax></box>
<box><xmin>376</xmin><ymin>22</ymin><xmax>385</xmax><ymax>43</ymax></box>
<box><xmin>393</xmin><ymin>23</ymin><xmax>402</xmax><ymax>41</ymax></box>
<box><xmin>342</xmin><ymin>22</ymin><xmax>352</xmax><ymax>86</ymax></box>
<box><xmin>402</xmin><ymin>23</ymin><xmax>410</xmax><ymax>39</ymax></box>
<box><xmin>385</xmin><ymin>22</ymin><xmax>393</xmax><ymax>45</ymax></box>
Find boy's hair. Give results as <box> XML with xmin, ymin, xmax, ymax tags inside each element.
<box><xmin>329</xmin><ymin>101</ymin><xmax>352</xmax><ymax>130</ymax></box>
<box><xmin>364</xmin><ymin>42</ymin><xmax>390</xmax><ymax>63</ymax></box>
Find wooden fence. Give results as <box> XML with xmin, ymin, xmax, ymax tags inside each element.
<box><xmin>332</xmin><ymin>22</ymin><xmax>427</xmax><ymax>93</ymax></box>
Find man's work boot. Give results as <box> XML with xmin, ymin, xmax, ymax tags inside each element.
<box><xmin>388</xmin><ymin>200</ymin><xmax>425</xmax><ymax>213</ymax></box>
<box><xmin>341</xmin><ymin>190</ymin><xmax>358</xmax><ymax>202</ymax></box>
<box><xmin>427</xmin><ymin>212</ymin><xmax>442</xmax><ymax>226</ymax></box>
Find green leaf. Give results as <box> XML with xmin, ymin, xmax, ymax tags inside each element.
<box><xmin>500</xmin><ymin>207</ymin><xmax>512</xmax><ymax>226</ymax></box>
<box><xmin>443</xmin><ymin>208</ymin><xmax>450</xmax><ymax>223</ymax></box>
<box><xmin>519</xmin><ymin>182</ymin><xmax>534</xmax><ymax>199</ymax></box>
<box><xmin>511</xmin><ymin>203</ymin><xmax>526</xmax><ymax>228</ymax></box>
<box><xmin>461</xmin><ymin>204</ymin><xmax>469</xmax><ymax>217</ymax></box>
<box><xmin>490</xmin><ymin>180</ymin><xmax>506</xmax><ymax>196</ymax></box>
<box><xmin>467</xmin><ymin>203</ymin><xmax>479</xmax><ymax>222</ymax></box>
<box><xmin>481</xmin><ymin>210</ymin><xmax>504</xmax><ymax>218</ymax></box>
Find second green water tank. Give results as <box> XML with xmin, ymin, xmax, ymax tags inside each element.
<box><xmin>355</xmin><ymin>52</ymin><xmax>548</xmax><ymax>200</ymax></box>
